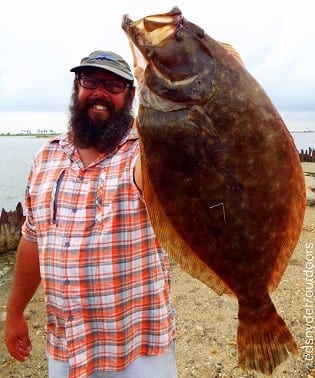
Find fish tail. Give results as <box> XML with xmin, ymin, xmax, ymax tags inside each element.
<box><xmin>237</xmin><ymin>310</ymin><xmax>298</xmax><ymax>375</ymax></box>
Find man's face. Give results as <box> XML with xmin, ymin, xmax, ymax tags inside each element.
<box><xmin>68</xmin><ymin>69</ymin><xmax>135</xmax><ymax>153</ymax></box>
<box><xmin>76</xmin><ymin>69</ymin><xmax>132</xmax><ymax>121</ymax></box>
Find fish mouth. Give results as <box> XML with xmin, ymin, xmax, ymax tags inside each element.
<box><xmin>122</xmin><ymin>8</ymin><xmax>184</xmax><ymax>81</ymax></box>
<box><xmin>122</xmin><ymin>7</ymin><xmax>183</xmax><ymax>47</ymax></box>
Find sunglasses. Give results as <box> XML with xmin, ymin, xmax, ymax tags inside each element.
<box><xmin>77</xmin><ymin>74</ymin><xmax>133</xmax><ymax>93</ymax></box>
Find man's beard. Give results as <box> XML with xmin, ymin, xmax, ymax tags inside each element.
<box><xmin>68</xmin><ymin>88</ymin><xmax>134</xmax><ymax>154</ymax></box>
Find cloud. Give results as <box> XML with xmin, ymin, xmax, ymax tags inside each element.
<box><xmin>0</xmin><ymin>0</ymin><xmax>314</xmax><ymax>114</ymax></box>
<box><xmin>239</xmin><ymin>2</ymin><xmax>315</xmax><ymax>110</ymax></box>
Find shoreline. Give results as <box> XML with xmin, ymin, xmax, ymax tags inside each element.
<box><xmin>303</xmin><ymin>162</ymin><xmax>315</xmax><ymax>206</ymax></box>
<box><xmin>0</xmin><ymin>133</ymin><xmax>60</xmax><ymax>138</ymax></box>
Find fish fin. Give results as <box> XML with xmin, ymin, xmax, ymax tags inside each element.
<box><xmin>166</xmin><ymin>232</ymin><xmax>232</xmax><ymax>296</ymax></box>
<box><xmin>237</xmin><ymin>309</ymin><xmax>298</xmax><ymax>375</ymax></box>
<box><xmin>141</xmin><ymin>155</ymin><xmax>232</xmax><ymax>296</ymax></box>
<box><xmin>268</xmin><ymin>179</ymin><xmax>306</xmax><ymax>292</ymax></box>
<box><xmin>219</xmin><ymin>42</ymin><xmax>244</xmax><ymax>65</ymax></box>
<box><xmin>268</xmin><ymin>250</ymin><xmax>292</xmax><ymax>292</ymax></box>
<box><xmin>199</xmin><ymin>34</ymin><xmax>244</xmax><ymax>68</ymax></box>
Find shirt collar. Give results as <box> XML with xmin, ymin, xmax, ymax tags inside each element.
<box><xmin>50</xmin><ymin>123</ymin><xmax>138</xmax><ymax>164</ymax></box>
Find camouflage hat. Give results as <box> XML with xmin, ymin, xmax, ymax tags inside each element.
<box><xmin>70</xmin><ymin>50</ymin><xmax>134</xmax><ymax>81</ymax></box>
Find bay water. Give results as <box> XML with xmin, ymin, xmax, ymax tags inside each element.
<box><xmin>0</xmin><ymin>132</ymin><xmax>314</xmax><ymax>212</ymax></box>
<box><xmin>0</xmin><ymin>137</ymin><xmax>49</xmax><ymax>211</ymax></box>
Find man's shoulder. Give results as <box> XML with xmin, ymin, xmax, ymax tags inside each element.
<box><xmin>38</xmin><ymin>133</ymin><xmax>67</xmax><ymax>148</ymax></box>
<box><xmin>119</xmin><ymin>127</ymin><xmax>139</xmax><ymax>153</ymax></box>
<box><xmin>33</xmin><ymin>133</ymin><xmax>70</xmax><ymax>163</ymax></box>
<box><xmin>126</xmin><ymin>126</ymin><xmax>139</xmax><ymax>142</ymax></box>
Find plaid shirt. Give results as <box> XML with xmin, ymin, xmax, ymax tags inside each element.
<box><xmin>22</xmin><ymin>128</ymin><xmax>175</xmax><ymax>378</ymax></box>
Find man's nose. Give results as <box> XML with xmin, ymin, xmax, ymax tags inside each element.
<box><xmin>94</xmin><ymin>82</ymin><xmax>111</xmax><ymax>95</ymax></box>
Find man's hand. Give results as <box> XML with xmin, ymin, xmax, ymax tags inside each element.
<box><xmin>4</xmin><ymin>237</ymin><xmax>40</xmax><ymax>362</ymax></box>
<box><xmin>4</xmin><ymin>313</ymin><xmax>32</xmax><ymax>362</ymax></box>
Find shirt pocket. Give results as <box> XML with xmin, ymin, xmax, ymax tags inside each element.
<box><xmin>30</xmin><ymin>169</ymin><xmax>66</xmax><ymax>229</ymax></box>
<box><xmin>95</xmin><ymin>169</ymin><xmax>119</xmax><ymax>225</ymax></box>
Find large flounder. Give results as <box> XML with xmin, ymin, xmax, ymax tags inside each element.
<box><xmin>122</xmin><ymin>7</ymin><xmax>306</xmax><ymax>375</ymax></box>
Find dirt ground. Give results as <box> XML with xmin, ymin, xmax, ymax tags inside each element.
<box><xmin>0</xmin><ymin>163</ymin><xmax>314</xmax><ymax>378</ymax></box>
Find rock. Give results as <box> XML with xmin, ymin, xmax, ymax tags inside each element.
<box><xmin>0</xmin><ymin>202</ymin><xmax>25</xmax><ymax>253</ymax></box>
<box><xmin>1</xmin><ymin>311</ymin><xmax>6</xmax><ymax>322</ymax></box>
<box><xmin>195</xmin><ymin>325</ymin><xmax>204</xmax><ymax>336</ymax></box>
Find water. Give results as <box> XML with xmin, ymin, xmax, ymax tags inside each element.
<box><xmin>0</xmin><ymin>130</ymin><xmax>314</xmax><ymax>212</ymax></box>
<box><xmin>289</xmin><ymin>131</ymin><xmax>315</xmax><ymax>152</ymax></box>
<box><xmin>0</xmin><ymin>137</ymin><xmax>48</xmax><ymax>210</ymax></box>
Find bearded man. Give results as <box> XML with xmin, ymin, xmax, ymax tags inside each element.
<box><xmin>4</xmin><ymin>51</ymin><xmax>177</xmax><ymax>378</ymax></box>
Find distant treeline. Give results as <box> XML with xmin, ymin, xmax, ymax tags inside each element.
<box><xmin>0</xmin><ymin>130</ymin><xmax>60</xmax><ymax>137</ymax></box>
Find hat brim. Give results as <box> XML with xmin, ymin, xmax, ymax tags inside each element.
<box><xmin>70</xmin><ymin>63</ymin><xmax>134</xmax><ymax>82</ymax></box>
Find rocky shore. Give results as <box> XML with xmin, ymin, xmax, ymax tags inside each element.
<box><xmin>0</xmin><ymin>163</ymin><xmax>314</xmax><ymax>377</ymax></box>
<box><xmin>0</xmin><ymin>203</ymin><xmax>25</xmax><ymax>254</ymax></box>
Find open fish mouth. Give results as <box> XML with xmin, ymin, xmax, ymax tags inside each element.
<box><xmin>122</xmin><ymin>8</ymin><xmax>199</xmax><ymax>111</ymax></box>
<box><xmin>122</xmin><ymin>7</ymin><xmax>183</xmax><ymax>47</ymax></box>
<box><xmin>122</xmin><ymin>7</ymin><xmax>184</xmax><ymax>79</ymax></box>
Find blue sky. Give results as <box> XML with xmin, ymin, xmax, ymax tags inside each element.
<box><xmin>0</xmin><ymin>0</ymin><xmax>314</xmax><ymax>118</ymax></box>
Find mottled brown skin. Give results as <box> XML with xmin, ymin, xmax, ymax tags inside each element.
<box><xmin>123</xmin><ymin>7</ymin><xmax>306</xmax><ymax>375</ymax></box>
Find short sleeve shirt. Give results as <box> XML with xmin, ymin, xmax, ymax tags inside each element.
<box><xmin>22</xmin><ymin>128</ymin><xmax>175</xmax><ymax>378</ymax></box>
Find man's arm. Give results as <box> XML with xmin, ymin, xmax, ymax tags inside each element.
<box><xmin>4</xmin><ymin>236</ymin><xmax>41</xmax><ymax>361</ymax></box>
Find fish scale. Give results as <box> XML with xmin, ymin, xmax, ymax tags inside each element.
<box><xmin>122</xmin><ymin>7</ymin><xmax>306</xmax><ymax>375</ymax></box>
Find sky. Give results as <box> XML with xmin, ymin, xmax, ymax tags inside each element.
<box><xmin>0</xmin><ymin>0</ymin><xmax>314</xmax><ymax>133</ymax></box>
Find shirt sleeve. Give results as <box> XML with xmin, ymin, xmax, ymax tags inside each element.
<box><xmin>21</xmin><ymin>166</ymin><xmax>37</xmax><ymax>243</ymax></box>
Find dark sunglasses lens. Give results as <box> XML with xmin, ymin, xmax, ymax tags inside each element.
<box><xmin>104</xmin><ymin>81</ymin><xmax>126</xmax><ymax>93</ymax></box>
<box><xmin>80</xmin><ymin>76</ymin><xmax>99</xmax><ymax>89</ymax></box>
<box><xmin>78</xmin><ymin>76</ymin><xmax>128</xmax><ymax>93</ymax></box>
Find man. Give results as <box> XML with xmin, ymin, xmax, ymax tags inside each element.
<box><xmin>4</xmin><ymin>51</ymin><xmax>177</xmax><ymax>378</ymax></box>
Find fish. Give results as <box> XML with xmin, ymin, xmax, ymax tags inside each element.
<box><xmin>122</xmin><ymin>7</ymin><xmax>306</xmax><ymax>375</ymax></box>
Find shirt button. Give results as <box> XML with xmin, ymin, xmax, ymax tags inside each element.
<box><xmin>68</xmin><ymin>314</ymin><xmax>74</xmax><ymax>321</ymax></box>
<box><xmin>72</xmin><ymin>208</ymin><xmax>77</xmax><ymax>213</ymax></box>
<box><xmin>64</xmin><ymin>241</ymin><xmax>70</xmax><ymax>247</ymax></box>
<box><xmin>64</xmin><ymin>279</ymin><xmax>70</xmax><ymax>285</ymax></box>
